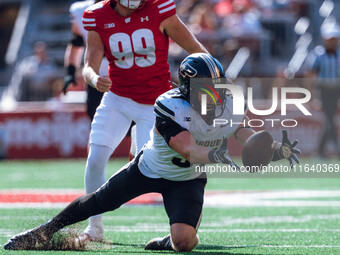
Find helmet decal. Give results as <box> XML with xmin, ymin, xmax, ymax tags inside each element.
<box><xmin>178</xmin><ymin>53</ymin><xmax>227</xmax><ymax>125</ymax></box>
<box><xmin>179</xmin><ymin>63</ymin><xmax>197</xmax><ymax>78</ymax></box>
<box><xmin>199</xmin><ymin>53</ymin><xmax>220</xmax><ymax>78</ymax></box>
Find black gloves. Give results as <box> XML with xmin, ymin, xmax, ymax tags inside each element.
<box><xmin>272</xmin><ymin>129</ymin><xmax>301</xmax><ymax>168</ymax></box>
<box><xmin>63</xmin><ymin>65</ymin><xmax>76</xmax><ymax>95</ymax></box>
<box><xmin>208</xmin><ymin>137</ymin><xmax>240</xmax><ymax>170</ymax></box>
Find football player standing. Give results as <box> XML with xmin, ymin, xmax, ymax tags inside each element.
<box><xmin>4</xmin><ymin>53</ymin><xmax>300</xmax><ymax>252</ymax></box>
<box><xmin>64</xmin><ymin>1</ymin><xmax>137</xmax><ymax>169</ymax></box>
<box><xmin>63</xmin><ymin>0</ymin><xmax>106</xmax><ymax>121</ymax></box>
<box><xmin>79</xmin><ymin>0</ymin><xmax>209</xmax><ymax>242</ymax></box>
<box><xmin>63</xmin><ymin>0</ymin><xmax>136</xmax><ymax>241</ymax></box>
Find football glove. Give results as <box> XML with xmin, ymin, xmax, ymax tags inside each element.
<box><xmin>63</xmin><ymin>65</ymin><xmax>76</xmax><ymax>95</ymax></box>
<box><xmin>208</xmin><ymin>137</ymin><xmax>240</xmax><ymax>170</ymax></box>
<box><xmin>272</xmin><ymin>129</ymin><xmax>301</xmax><ymax>168</ymax></box>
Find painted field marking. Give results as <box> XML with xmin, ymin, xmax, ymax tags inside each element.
<box><xmin>201</xmin><ymin>214</ymin><xmax>340</xmax><ymax>226</ymax></box>
<box><xmin>198</xmin><ymin>244</ymin><xmax>340</xmax><ymax>248</ymax></box>
<box><xmin>199</xmin><ymin>228</ymin><xmax>340</xmax><ymax>232</ymax></box>
<box><xmin>261</xmin><ymin>245</ymin><xmax>340</xmax><ymax>248</ymax></box>
<box><xmin>1</xmin><ymin>190</ymin><xmax>340</xmax><ymax>208</ymax></box>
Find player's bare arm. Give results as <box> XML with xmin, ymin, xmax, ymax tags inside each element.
<box><xmin>83</xmin><ymin>30</ymin><xmax>111</xmax><ymax>92</ymax></box>
<box><xmin>63</xmin><ymin>23</ymin><xmax>85</xmax><ymax>94</ymax></box>
<box><xmin>165</xmin><ymin>129</ymin><xmax>211</xmax><ymax>163</ymax></box>
<box><xmin>156</xmin><ymin>126</ymin><xmax>232</xmax><ymax>165</ymax></box>
<box><xmin>65</xmin><ymin>24</ymin><xmax>85</xmax><ymax>68</ymax></box>
<box><xmin>160</xmin><ymin>14</ymin><xmax>208</xmax><ymax>54</ymax></box>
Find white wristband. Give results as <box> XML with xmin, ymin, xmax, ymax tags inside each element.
<box><xmin>89</xmin><ymin>74</ymin><xmax>100</xmax><ymax>88</ymax></box>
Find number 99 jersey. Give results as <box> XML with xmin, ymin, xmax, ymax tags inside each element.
<box><xmin>83</xmin><ymin>0</ymin><xmax>176</xmax><ymax>104</ymax></box>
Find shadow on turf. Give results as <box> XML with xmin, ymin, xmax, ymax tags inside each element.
<box><xmin>99</xmin><ymin>241</ymin><xmax>273</xmax><ymax>254</ymax></box>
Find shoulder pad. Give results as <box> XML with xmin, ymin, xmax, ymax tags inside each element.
<box><xmin>154</xmin><ymin>89</ymin><xmax>185</xmax><ymax>120</ymax></box>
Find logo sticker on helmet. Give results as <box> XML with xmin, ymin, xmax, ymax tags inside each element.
<box><xmin>179</xmin><ymin>63</ymin><xmax>197</xmax><ymax>78</ymax></box>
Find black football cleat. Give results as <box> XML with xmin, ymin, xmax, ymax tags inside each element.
<box><xmin>145</xmin><ymin>234</ymin><xmax>173</xmax><ymax>251</ymax></box>
<box><xmin>4</xmin><ymin>222</ymin><xmax>54</xmax><ymax>250</ymax></box>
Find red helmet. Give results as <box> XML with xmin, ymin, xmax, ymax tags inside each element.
<box><xmin>117</xmin><ymin>0</ymin><xmax>145</xmax><ymax>9</ymax></box>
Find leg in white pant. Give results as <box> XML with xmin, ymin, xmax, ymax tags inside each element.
<box><xmin>83</xmin><ymin>92</ymin><xmax>132</xmax><ymax>241</ymax></box>
<box><xmin>85</xmin><ymin>144</ymin><xmax>113</xmax><ymax>195</ymax></box>
<box><xmin>83</xmin><ymin>144</ymin><xmax>113</xmax><ymax>241</ymax></box>
<box><xmin>133</xmin><ymin>104</ymin><xmax>155</xmax><ymax>154</ymax></box>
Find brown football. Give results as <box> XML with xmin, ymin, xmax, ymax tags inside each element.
<box><xmin>242</xmin><ymin>130</ymin><xmax>274</xmax><ymax>172</ymax></box>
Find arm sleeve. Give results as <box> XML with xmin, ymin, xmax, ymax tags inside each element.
<box><xmin>156</xmin><ymin>0</ymin><xmax>177</xmax><ymax>22</ymax></box>
<box><xmin>155</xmin><ymin>116</ymin><xmax>188</xmax><ymax>145</ymax></box>
<box><xmin>153</xmin><ymin>97</ymin><xmax>187</xmax><ymax>145</ymax></box>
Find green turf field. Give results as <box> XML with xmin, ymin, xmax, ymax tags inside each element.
<box><xmin>0</xmin><ymin>158</ymin><xmax>339</xmax><ymax>254</ymax></box>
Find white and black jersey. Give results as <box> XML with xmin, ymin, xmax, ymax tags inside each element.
<box><xmin>138</xmin><ymin>88</ymin><xmax>245</xmax><ymax>181</ymax></box>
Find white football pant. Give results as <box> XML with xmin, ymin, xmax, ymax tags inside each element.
<box><xmin>84</xmin><ymin>91</ymin><xmax>154</xmax><ymax>228</ymax></box>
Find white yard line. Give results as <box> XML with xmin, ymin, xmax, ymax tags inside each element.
<box><xmin>202</xmin><ymin>214</ymin><xmax>340</xmax><ymax>226</ymax></box>
<box><xmin>201</xmin><ymin>244</ymin><xmax>340</xmax><ymax>248</ymax></box>
<box><xmin>199</xmin><ymin>229</ymin><xmax>340</xmax><ymax>232</ymax></box>
<box><xmin>204</xmin><ymin>190</ymin><xmax>340</xmax><ymax>207</ymax></box>
<box><xmin>261</xmin><ymin>245</ymin><xmax>340</xmax><ymax>248</ymax></box>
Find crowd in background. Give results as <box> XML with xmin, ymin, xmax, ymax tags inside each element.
<box><xmin>0</xmin><ymin>0</ymin><xmax>337</xmax><ymax>102</ymax></box>
<box><xmin>172</xmin><ymin>0</ymin><xmax>310</xmax><ymax>57</ymax></box>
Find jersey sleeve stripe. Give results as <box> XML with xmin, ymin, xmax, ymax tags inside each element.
<box><xmin>159</xmin><ymin>4</ymin><xmax>176</xmax><ymax>14</ymax></box>
<box><xmin>83</xmin><ymin>23</ymin><xmax>96</xmax><ymax>27</ymax></box>
<box><xmin>158</xmin><ymin>0</ymin><xmax>174</xmax><ymax>9</ymax></box>
<box><xmin>82</xmin><ymin>17</ymin><xmax>95</xmax><ymax>22</ymax></box>
<box><xmin>155</xmin><ymin>100</ymin><xmax>175</xmax><ymax>117</ymax></box>
<box><xmin>154</xmin><ymin>108</ymin><xmax>175</xmax><ymax>120</ymax></box>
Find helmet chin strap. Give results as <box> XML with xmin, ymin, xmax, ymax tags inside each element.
<box><xmin>119</xmin><ymin>0</ymin><xmax>142</xmax><ymax>9</ymax></box>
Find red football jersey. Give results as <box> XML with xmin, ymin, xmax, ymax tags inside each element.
<box><xmin>83</xmin><ymin>0</ymin><xmax>176</xmax><ymax>104</ymax></box>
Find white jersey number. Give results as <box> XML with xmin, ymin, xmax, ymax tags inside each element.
<box><xmin>109</xmin><ymin>29</ymin><xmax>156</xmax><ymax>69</ymax></box>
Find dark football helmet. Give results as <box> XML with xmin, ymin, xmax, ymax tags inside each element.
<box><xmin>178</xmin><ymin>53</ymin><xmax>226</xmax><ymax>124</ymax></box>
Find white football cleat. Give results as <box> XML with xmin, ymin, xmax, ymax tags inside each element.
<box><xmin>82</xmin><ymin>224</ymin><xmax>104</xmax><ymax>242</ymax></box>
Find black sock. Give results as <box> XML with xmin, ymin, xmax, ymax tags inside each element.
<box><xmin>47</xmin><ymin>193</ymin><xmax>103</xmax><ymax>232</ymax></box>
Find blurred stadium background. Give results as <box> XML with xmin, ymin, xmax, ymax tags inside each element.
<box><xmin>0</xmin><ymin>0</ymin><xmax>339</xmax><ymax>254</ymax></box>
<box><xmin>0</xmin><ymin>0</ymin><xmax>339</xmax><ymax>159</ymax></box>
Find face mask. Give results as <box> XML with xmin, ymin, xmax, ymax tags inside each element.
<box><xmin>119</xmin><ymin>0</ymin><xmax>142</xmax><ymax>9</ymax></box>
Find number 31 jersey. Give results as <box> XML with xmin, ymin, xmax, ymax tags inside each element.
<box><xmin>83</xmin><ymin>0</ymin><xmax>176</xmax><ymax>104</ymax></box>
